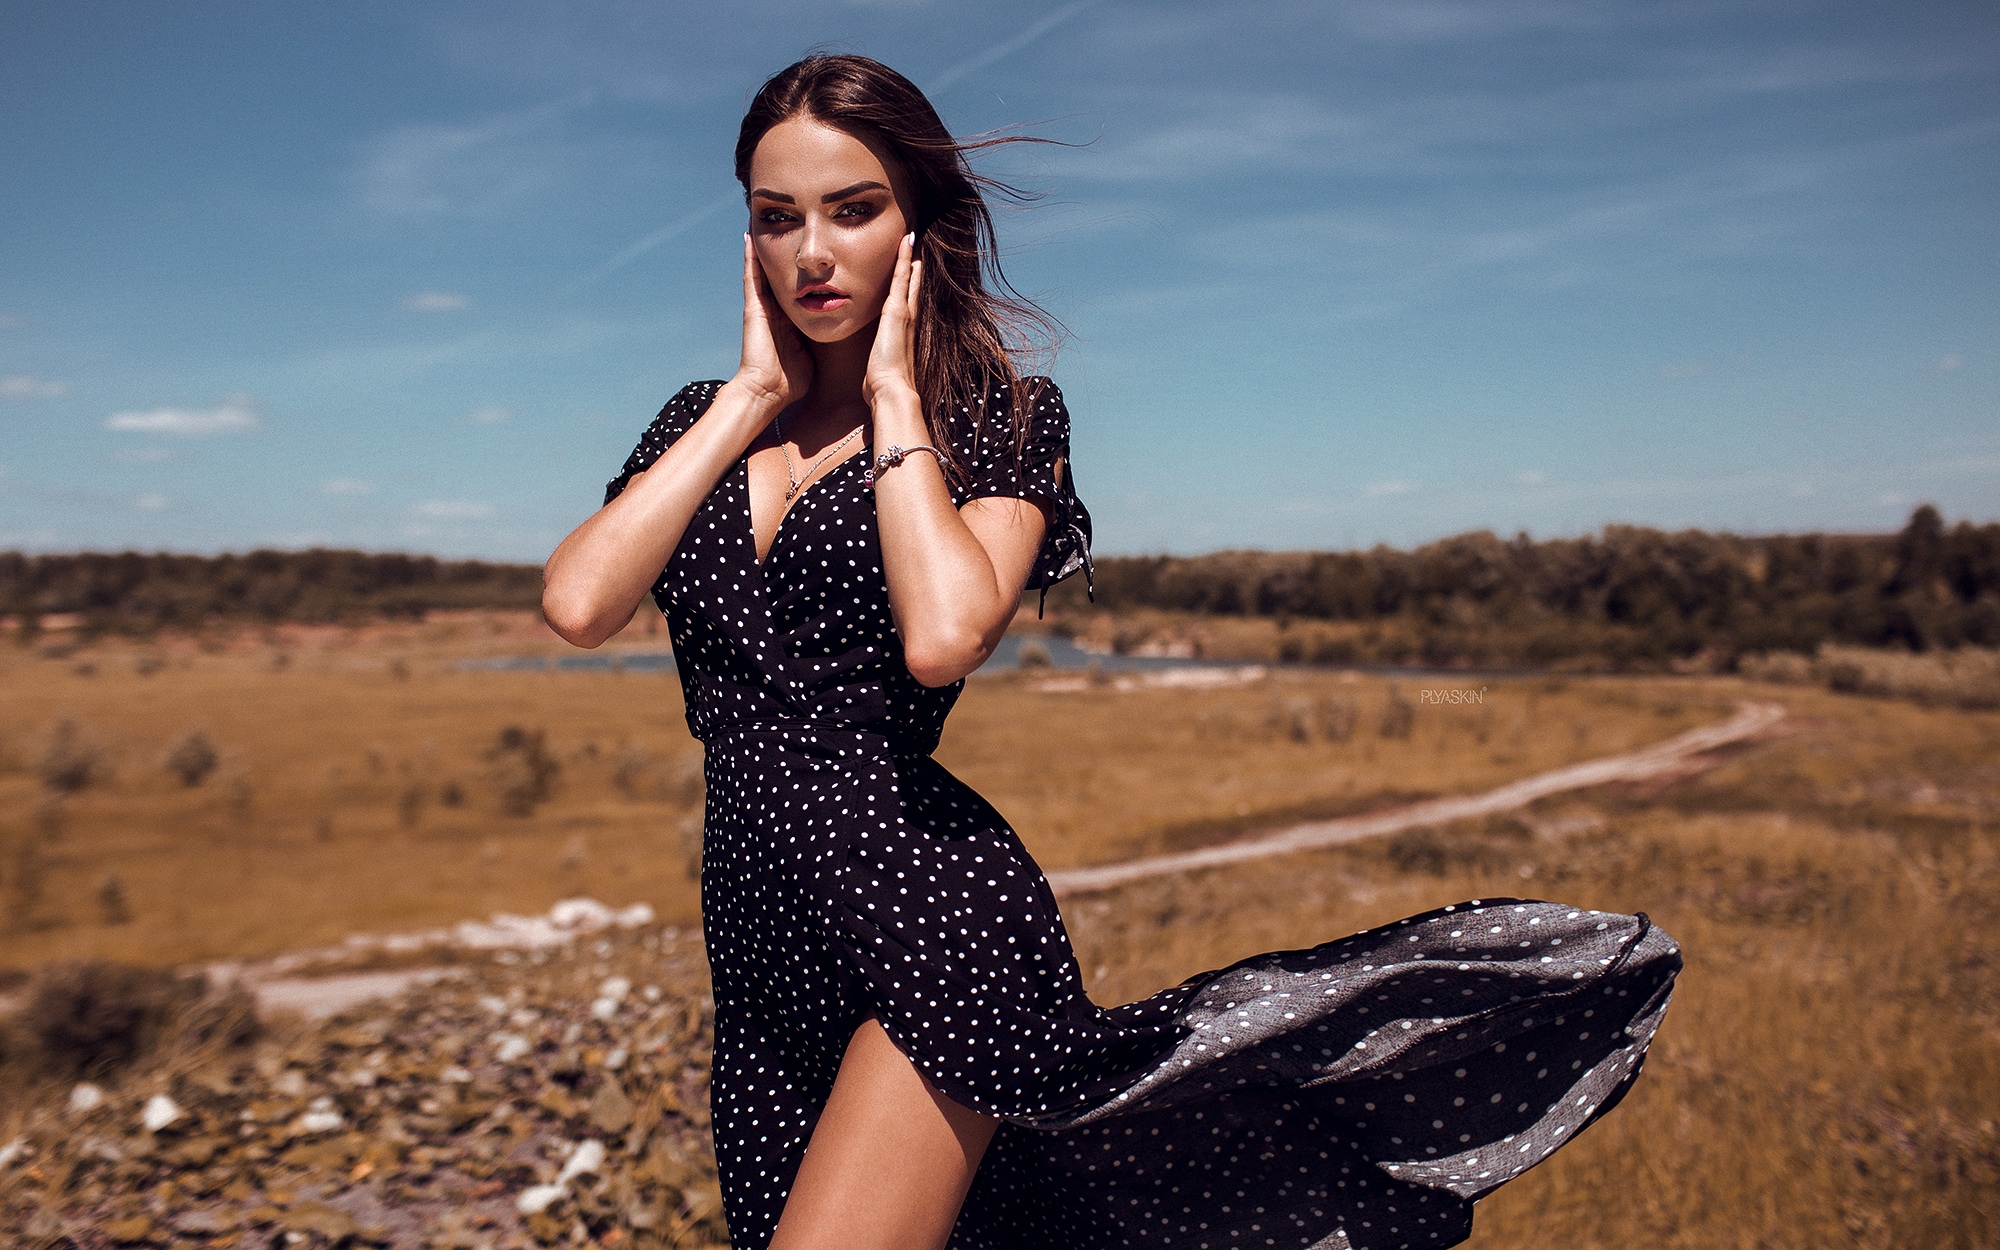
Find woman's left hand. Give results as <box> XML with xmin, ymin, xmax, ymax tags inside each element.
<box><xmin>863</xmin><ymin>232</ymin><xmax>922</xmax><ymax>413</ymax></box>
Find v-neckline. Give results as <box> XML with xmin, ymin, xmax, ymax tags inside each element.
<box><xmin>747</xmin><ymin>447</ymin><xmax>867</xmax><ymax>574</ymax></box>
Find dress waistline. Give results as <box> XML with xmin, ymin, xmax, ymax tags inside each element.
<box><xmin>701</xmin><ymin>719</ymin><xmax>934</xmax><ymax>758</ymax></box>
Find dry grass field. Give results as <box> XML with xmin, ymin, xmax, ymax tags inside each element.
<box><xmin>0</xmin><ymin>617</ymin><xmax>1717</xmax><ymax>973</ymax></box>
<box><xmin>3</xmin><ymin>617</ymin><xmax>1997</xmax><ymax>1246</ymax></box>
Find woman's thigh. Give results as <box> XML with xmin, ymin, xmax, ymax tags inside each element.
<box><xmin>768</xmin><ymin>1016</ymin><xmax>999</xmax><ymax>1250</ymax></box>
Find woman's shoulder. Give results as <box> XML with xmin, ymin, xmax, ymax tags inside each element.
<box><xmin>966</xmin><ymin>375</ymin><xmax>1069</xmax><ymax>446</ymax></box>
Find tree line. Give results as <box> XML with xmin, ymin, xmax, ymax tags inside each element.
<box><xmin>4</xmin><ymin>507</ymin><xmax>1995</xmax><ymax>666</ymax></box>
<box><xmin>0</xmin><ymin>549</ymin><xmax>543</xmax><ymax>638</ymax></box>
<box><xmin>1042</xmin><ymin>505</ymin><xmax>2000</xmax><ymax>668</ymax></box>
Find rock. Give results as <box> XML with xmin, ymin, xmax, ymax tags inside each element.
<box><xmin>4</xmin><ymin>914</ymin><xmax>728</xmax><ymax>1245</ymax></box>
<box><xmin>614</xmin><ymin>903</ymin><xmax>655</xmax><ymax>928</ymax></box>
<box><xmin>141</xmin><ymin>1093</ymin><xmax>183</xmax><ymax>1132</ymax></box>
<box><xmin>516</xmin><ymin>1183</ymin><xmax>565</xmax><ymax>1215</ymax></box>
<box><xmin>68</xmin><ymin>1082</ymin><xmax>107</xmax><ymax>1114</ymax></box>
<box><xmin>590</xmin><ymin>1078</ymin><xmax>633</xmax><ymax>1134</ymax></box>
<box><xmin>174</xmin><ymin>1207</ymin><xmax>241</xmax><ymax>1233</ymax></box>
<box><xmin>297</xmin><ymin>1095</ymin><xmax>346</xmax><ymax>1134</ymax></box>
<box><xmin>281</xmin><ymin>1200</ymin><xmax>357</xmax><ymax>1238</ymax></box>
<box><xmin>102</xmin><ymin>1214</ymin><xmax>155</xmax><ymax>1243</ymax></box>
<box><xmin>558</xmin><ymin>1138</ymin><xmax>606</xmax><ymax>1185</ymax></box>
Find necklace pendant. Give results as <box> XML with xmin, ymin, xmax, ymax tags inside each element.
<box><xmin>784</xmin><ymin>484</ymin><xmax>800</xmax><ymax>502</ymax></box>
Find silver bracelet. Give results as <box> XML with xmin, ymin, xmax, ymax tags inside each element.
<box><xmin>862</xmin><ymin>444</ymin><xmax>942</xmax><ymax>488</ymax></box>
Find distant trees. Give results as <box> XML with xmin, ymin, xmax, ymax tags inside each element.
<box><xmin>6</xmin><ymin>507</ymin><xmax>1996</xmax><ymax>668</ymax></box>
<box><xmin>1043</xmin><ymin>506</ymin><xmax>2000</xmax><ymax>669</ymax></box>
<box><xmin>0</xmin><ymin>548</ymin><xmax>543</xmax><ymax>638</ymax></box>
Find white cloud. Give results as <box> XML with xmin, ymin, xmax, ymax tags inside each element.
<box><xmin>413</xmin><ymin>500</ymin><xmax>496</xmax><ymax>519</ymax></box>
<box><xmin>1514</xmin><ymin>469</ymin><xmax>1549</xmax><ymax>486</ymax></box>
<box><xmin>114</xmin><ymin>448</ymin><xmax>178</xmax><ymax>463</ymax></box>
<box><xmin>105</xmin><ymin>396</ymin><xmax>261</xmax><ymax>437</ymax></box>
<box><xmin>1</xmin><ymin>373</ymin><xmax>68</xmax><ymax>400</ymax></box>
<box><xmin>1933</xmin><ymin>354</ymin><xmax>1962</xmax><ymax>372</ymax></box>
<box><xmin>405</xmin><ymin>291</ymin><xmax>469</xmax><ymax>311</ymax></box>
<box><xmin>1365</xmin><ymin>479</ymin><xmax>1420</xmax><ymax>497</ymax></box>
<box><xmin>134</xmin><ymin>493</ymin><xmax>169</xmax><ymax>510</ymax></box>
<box><xmin>321</xmin><ymin>477</ymin><xmax>376</xmax><ymax>496</ymax></box>
<box><xmin>466</xmin><ymin>406</ymin><xmax>512</xmax><ymax>424</ymax></box>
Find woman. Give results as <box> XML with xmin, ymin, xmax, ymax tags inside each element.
<box><xmin>544</xmin><ymin>54</ymin><xmax>1679</xmax><ymax>1250</ymax></box>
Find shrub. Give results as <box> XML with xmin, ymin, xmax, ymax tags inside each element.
<box><xmin>17</xmin><ymin>962</ymin><xmax>261</xmax><ymax>1080</ymax></box>
<box><xmin>97</xmin><ymin>872</ymin><xmax>132</xmax><ymax>925</ymax></box>
<box><xmin>39</xmin><ymin>718</ymin><xmax>105</xmax><ymax>794</ymax></box>
<box><xmin>163</xmin><ymin>728</ymin><xmax>220</xmax><ymax>787</ymax></box>
<box><xmin>21</xmin><ymin>962</ymin><xmax>198</xmax><ymax>1077</ymax></box>
<box><xmin>1378</xmin><ymin>688</ymin><xmax>1415</xmax><ymax>739</ymax></box>
<box><xmin>489</xmin><ymin>725</ymin><xmax>560</xmax><ymax>817</ymax></box>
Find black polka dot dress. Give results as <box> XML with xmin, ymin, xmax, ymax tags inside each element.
<box><xmin>607</xmin><ymin>380</ymin><xmax>1681</xmax><ymax>1250</ymax></box>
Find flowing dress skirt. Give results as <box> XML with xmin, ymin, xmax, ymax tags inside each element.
<box><xmin>697</xmin><ymin>725</ymin><xmax>1679</xmax><ymax>1250</ymax></box>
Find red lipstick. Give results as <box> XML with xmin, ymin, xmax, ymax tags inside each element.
<box><xmin>797</xmin><ymin>284</ymin><xmax>850</xmax><ymax>312</ymax></box>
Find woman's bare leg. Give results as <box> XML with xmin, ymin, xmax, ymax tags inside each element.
<box><xmin>767</xmin><ymin>1016</ymin><xmax>999</xmax><ymax>1250</ymax></box>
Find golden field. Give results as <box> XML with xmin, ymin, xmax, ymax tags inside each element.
<box><xmin>0</xmin><ymin>613</ymin><xmax>1719</xmax><ymax>972</ymax></box>
<box><xmin>2</xmin><ymin>614</ymin><xmax>1997</xmax><ymax>1246</ymax></box>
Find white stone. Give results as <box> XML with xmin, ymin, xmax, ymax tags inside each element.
<box><xmin>141</xmin><ymin>1094</ymin><xmax>183</xmax><ymax>1133</ymax></box>
<box><xmin>297</xmin><ymin>1095</ymin><xmax>345</xmax><ymax>1135</ymax></box>
<box><xmin>549</xmin><ymin>898</ymin><xmax>616</xmax><ymax>931</ymax></box>
<box><xmin>516</xmin><ymin>1183</ymin><xmax>566</xmax><ymax>1215</ymax></box>
<box><xmin>68</xmin><ymin>1083</ymin><xmax>107</xmax><ymax>1114</ymax></box>
<box><xmin>493</xmin><ymin>1033</ymin><xmax>532</xmax><ymax>1063</ymax></box>
<box><xmin>558</xmin><ymin>1138</ymin><xmax>606</xmax><ymax>1185</ymax></box>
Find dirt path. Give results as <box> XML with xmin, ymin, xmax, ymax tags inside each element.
<box><xmin>1046</xmin><ymin>699</ymin><xmax>1787</xmax><ymax>898</ymax></box>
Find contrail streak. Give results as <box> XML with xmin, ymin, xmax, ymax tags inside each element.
<box><xmin>924</xmin><ymin>0</ymin><xmax>1107</xmax><ymax>95</ymax></box>
<box><xmin>562</xmin><ymin>190</ymin><xmax>741</xmax><ymax>295</ymax></box>
<box><xmin>569</xmin><ymin>0</ymin><xmax>1104</xmax><ymax>291</ymax></box>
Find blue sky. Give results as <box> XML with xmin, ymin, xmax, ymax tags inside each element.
<box><xmin>1</xmin><ymin>0</ymin><xmax>1995</xmax><ymax>559</ymax></box>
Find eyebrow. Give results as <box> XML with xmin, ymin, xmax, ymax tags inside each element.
<box><xmin>749</xmin><ymin>180</ymin><xmax>890</xmax><ymax>205</ymax></box>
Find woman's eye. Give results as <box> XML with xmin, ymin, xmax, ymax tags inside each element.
<box><xmin>834</xmin><ymin>202</ymin><xmax>875</xmax><ymax>220</ymax></box>
<box><xmin>758</xmin><ymin>210</ymin><xmax>795</xmax><ymax>226</ymax></box>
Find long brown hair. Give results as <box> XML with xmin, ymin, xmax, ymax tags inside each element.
<box><xmin>735</xmin><ymin>54</ymin><xmax>1059</xmax><ymax>476</ymax></box>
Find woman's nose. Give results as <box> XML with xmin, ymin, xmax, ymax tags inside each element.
<box><xmin>795</xmin><ymin>221</ymin><xmax>833</xmax><ymax>273</ymax></box>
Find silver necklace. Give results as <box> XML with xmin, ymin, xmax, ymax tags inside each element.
<box><xmin>774</xmin><ymin>410</ymin><xmax>864</xmax><ymax>503</ymax></box>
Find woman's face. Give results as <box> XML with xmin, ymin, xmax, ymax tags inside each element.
<box><xmin>747</xmin><ymin>115</ymin><xmax>913</xmax><ymax>345</ymax></box>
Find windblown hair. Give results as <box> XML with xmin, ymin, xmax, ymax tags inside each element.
<box><xmin>735</xmin><ymin>54</ymin><xmax>1060</xmax><ymax>476</ymax></box>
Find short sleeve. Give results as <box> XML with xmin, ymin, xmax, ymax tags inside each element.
<box><xmin>603</xmin><ymin>380</ymin><xmax>726</xmax><ymax>506</ymax></box>
<box><xmin>958</xmin><ymin>378</ymin><xmax>1093</xmax><ymax>599</ymax></box>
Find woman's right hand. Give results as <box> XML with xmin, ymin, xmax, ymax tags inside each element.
<box><xmin>733</xmin><ymin>231</ymin><xmax>813</xmax><ymax>411</ymax></box>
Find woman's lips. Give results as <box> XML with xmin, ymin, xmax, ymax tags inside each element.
<box><xmin>797</xmin><ymin>288</ymin><xmax>849</xmax><ymax>312</ymax></box>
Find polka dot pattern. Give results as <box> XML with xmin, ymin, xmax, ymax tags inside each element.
<box><xmin>606</xmin><ymin>383</ymin><xmax>1682</xmax><ymax>1250</ymax></box>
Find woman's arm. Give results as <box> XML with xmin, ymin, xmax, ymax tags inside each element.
<box><xmin>865</xmin><ymin>236</ymin><xmax>1047</xmax><ymax>687</ymax></box>
<box><xmin>542</xmin><ymin>379</ymin><xmax>781</xmax><ymax>647</ymax></box>
<box><xmin>542</xmin><ymin>235</ymin><xmax>812</xmax><ymax>648</ymax></box>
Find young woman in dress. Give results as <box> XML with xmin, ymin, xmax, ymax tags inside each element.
<box><xmin>544</xmin><ymin>54</ymin><xmax>1680</xmax><ymax>1250</ymax></box>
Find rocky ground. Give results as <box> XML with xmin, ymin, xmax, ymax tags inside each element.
<box><xmin>0</xmin><ymin>919</ymin><xmax>729</xmax><ymax>1249</ymax></box>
